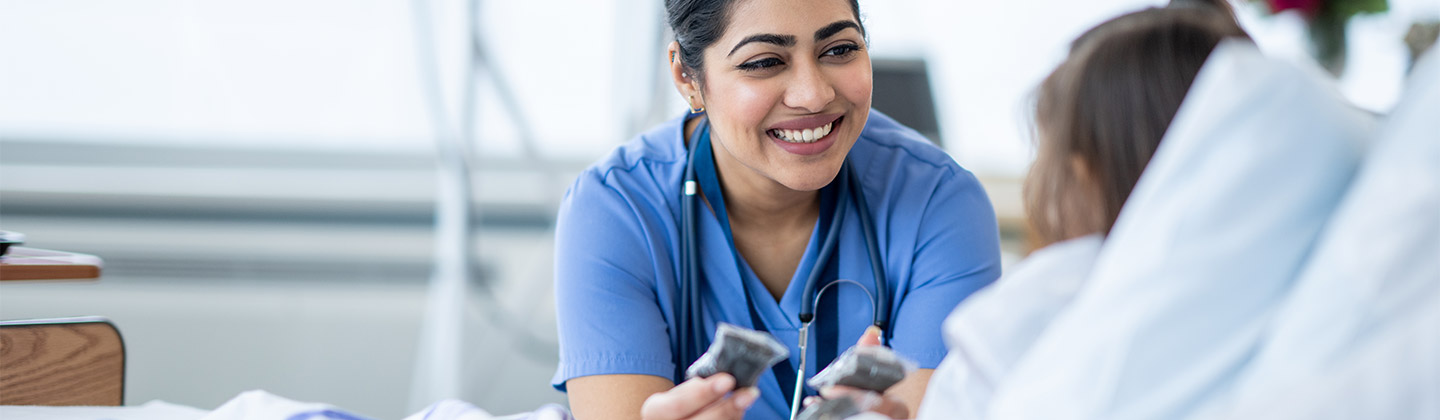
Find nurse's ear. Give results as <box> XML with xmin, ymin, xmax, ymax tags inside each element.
<box><xmin>667</xmin><ymin>41</ymin><xmax>704</xmax><ymax>112</ymax></box>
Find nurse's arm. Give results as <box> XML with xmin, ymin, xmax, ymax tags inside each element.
<box><xmin>568</xmin><ymin>374</ymin><xmax>672</xmax><ymax>420</ymax></box>
<box><xmin>568</xmin><ymin>373</ymin><xmax>755</xmax><ymax>420</ymax></box>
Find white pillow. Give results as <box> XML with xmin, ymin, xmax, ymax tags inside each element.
<box><xmin>987</xmin><ymin>40</ymin><xmax>1374</xmax><ymax>420</ymax></box>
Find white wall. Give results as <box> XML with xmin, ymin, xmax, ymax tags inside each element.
<box><xmin>3</xmin><ymin>0</ymin><xmax>1432</xmax><ymax>175</ymax></box>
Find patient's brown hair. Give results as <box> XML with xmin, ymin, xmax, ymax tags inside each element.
<box><xmin>1025</xmin><ymin>3</ymin><xmax>1249</xmax><ymax>249</ymax></box>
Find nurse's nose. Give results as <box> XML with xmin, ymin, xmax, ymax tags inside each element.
<box><xmin>782</xmin><ymin>59</ymin><xmax>835</xmax><ymax>113</ymax></box>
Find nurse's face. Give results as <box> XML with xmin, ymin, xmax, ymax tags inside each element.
<box><xmin>689</xmin><ymin>0</ymin><xmax>872</xmax><ymax>192</ymax></box>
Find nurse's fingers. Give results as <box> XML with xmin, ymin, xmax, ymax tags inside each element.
<box><xmin>855</xmin><ymin>325</ymin><xmax>883</xmax><ymax>347</ymax></box>
<box><xmin>641</xmin><ymin>374</ymin><xmax>754</xmax><ymax>420</ymax></box>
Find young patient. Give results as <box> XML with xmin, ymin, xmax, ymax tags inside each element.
<box><xmin>911</xmin><ymin>2</ymin><xmax>1250</xmax><ymax>419</ymax></box>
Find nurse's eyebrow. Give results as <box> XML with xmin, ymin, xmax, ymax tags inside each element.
<box><xmin>814</xmin><ymin>20</ymin><xmax>861</xmax><ymax>41</ymax></box>
<box><xmin>728</xmin><ymin>34</ymin><xmax>796</xmax><ymax>57</ymax></box>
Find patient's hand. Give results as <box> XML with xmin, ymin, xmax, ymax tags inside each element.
<box><xmin>640</xmin><ymin>373</ymin><xmax>759</xmax><ymax>420</ymax></box>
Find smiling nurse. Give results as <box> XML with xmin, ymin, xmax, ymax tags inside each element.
<box><xmin>551</xmin><ymin>1</ymin><xmax>1002</xmax><ymax>419</ymax></box>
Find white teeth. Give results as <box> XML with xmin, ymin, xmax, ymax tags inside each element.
<box><xmin>772</xmin><ymin>121</ymin><xmax>834</xmax><ymax>144</ymax></box>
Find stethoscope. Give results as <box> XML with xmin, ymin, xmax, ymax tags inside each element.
<box><xmin>676</xmin><ymin>117</ymin><xmax>890</xmax><ymax>419</ymax></box>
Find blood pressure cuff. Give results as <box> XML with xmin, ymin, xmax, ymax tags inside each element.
<box><xmin>685</xmin><ymin>323</ymin><xmax>789</xmax><ymax>388</ymax></box>
<box><xmin>807</xmin><ymin>345</ymin><xmax>917</xmax><ymax>392</ymax></box>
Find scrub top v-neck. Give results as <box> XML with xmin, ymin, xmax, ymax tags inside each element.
<box><xmin>552</xmin><ymin>110</ymin><xmax>1003</xmax><ymax>420</ymax></box>
<box><xmin>686</xmin><ymin>118</ymin><xmax>849</xmax><ymax>401</ymax></box>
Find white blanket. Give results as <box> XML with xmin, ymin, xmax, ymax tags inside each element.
<box><xmin>0</xmin><ymin>392</ymin><xmax>572</xmax><ymax>420</ymax></box>
<box><xmin>917</xmin><ymin>235</ymin><xmax>1102</xmax><ymax>420</ymax></box>
<box><xmin>1191</xmin><ymin>46</ymin><xmax>1440</xmax><ymax>420</ymax></box>
<box><xmin>196</xmin><ymin>391</ymin><xmax>571</xmax><ymax>420</ymax></box>
<box><xmin>0</xmin><ymin>401</ymin><xmax>207</xmax><ymax>420</ymax></box>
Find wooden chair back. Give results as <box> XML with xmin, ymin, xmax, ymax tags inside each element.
<box><xmin>0</xmin><ymin>316</ymin><xmax>125</xmax><ymax>405</ymax></box>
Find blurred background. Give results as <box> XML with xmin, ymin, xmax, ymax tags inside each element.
<box><xmin>0</xmin><ymin>0</ymin><xmax>1435</xmax><ymax>418</ymax></box>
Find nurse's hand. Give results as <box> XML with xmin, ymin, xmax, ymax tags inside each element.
<box><xmin>813</xmin><ymin>387</ymin><xmax>909</xmax><ymax>419</ymax></box>
<box><xmin>640</xmin><ymin>373</ymin><xmax>760</xmax><ymax>420</ymax></box>
<box><xmin>809</xmin><ymin>326</ymin><xmax>914</xmax><ymax>419</ymax></box>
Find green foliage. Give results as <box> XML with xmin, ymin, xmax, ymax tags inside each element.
<box><xmin>1328</xmin><ymin>0</ymin><xmax>1388</xmax><ymax>20</ymax></box>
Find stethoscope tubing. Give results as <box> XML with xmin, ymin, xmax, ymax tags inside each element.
<box><xmin>681</xmin><ymin>139</ymin><xmax>702</xmax><ymax>377</ymax></box>
<box><xmin>849</xmin><ymin>165</ymin><xmax>891</xmax><ymax>338</ymax></box>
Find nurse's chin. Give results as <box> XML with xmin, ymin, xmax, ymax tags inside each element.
<box><xmin>771</xmin><ymin>165</ymin><xmax>846</xmax><ymax>193</ymax></box>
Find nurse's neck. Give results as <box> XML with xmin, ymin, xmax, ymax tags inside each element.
<box><xmin>717</xmin><ymin>158</ymin><xmax>820</xmax><ymax>231</ymax></box>
<box><xmin>688</xmin><ymin>117</ymin><xmax>819</xmax><ymax>298</ymax></box>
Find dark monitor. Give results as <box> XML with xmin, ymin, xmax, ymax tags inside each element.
<box><xmin>871</xmin><ymin>58</ymin><xmax>942</xmax><ymax>147</ymax></box>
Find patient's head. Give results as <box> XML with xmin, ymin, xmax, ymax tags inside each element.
<box><xmin>1166</xmin><ymin>0</ymin><xmax>1240</xmax><ymax>26</ymax></box>
<box><xmin>1024</xmin><ymin>4</ymin><xmax>1249</xmax><ymax>249</ymax></box>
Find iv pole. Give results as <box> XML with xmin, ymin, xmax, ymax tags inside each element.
<box><xmin>410</xmin><ymin>0</ymin><xmax>476</xmax><ymax>407</ymax></box>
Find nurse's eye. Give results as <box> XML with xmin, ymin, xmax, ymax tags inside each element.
<box><xmin>737</xmin><ymin>57</ymin><xmax>784</xmax><ymax>72</ymax></box>
<box><xmin>822</xmin><ymin>44</ymin><xmax>861</xmax><ymax>59</ymax></box>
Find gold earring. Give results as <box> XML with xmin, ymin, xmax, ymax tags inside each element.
<box><xmin>688</xmin><ymin>95</ymin><xmax>705</xmax><ymax>114</ymax></box>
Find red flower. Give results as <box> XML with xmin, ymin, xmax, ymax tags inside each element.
<box><xmin>1270</xmin><ymin>0</ymin><xmax>1323</xmax><ymax>15</ymax></box>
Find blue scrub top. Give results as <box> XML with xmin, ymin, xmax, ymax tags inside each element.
<box><xmin>551</xmin><ymin>110</ymin><xmax>1002</xmax><ymax>419</ymax></box>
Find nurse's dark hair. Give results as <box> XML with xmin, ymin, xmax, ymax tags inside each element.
<box><xmin>1024</xmin><ymin>2</ymin><xmax>1250</xmax><ymax>249</ymax></box>
<box><xmin>665</xmin><ymin>0</ymin><xmax>864</xmax><ymax>86</ymax></box>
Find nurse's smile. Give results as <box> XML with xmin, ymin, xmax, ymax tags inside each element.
<box><xmin>767</xmin><ymin>114</ymin><xmax>844</xmax><ymax>156</ymax></box>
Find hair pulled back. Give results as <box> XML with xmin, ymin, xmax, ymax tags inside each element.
<box><xmin>665</xmin><ymin>0</ymin><xmax>863</xmax><ymax>85</ymax></box>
